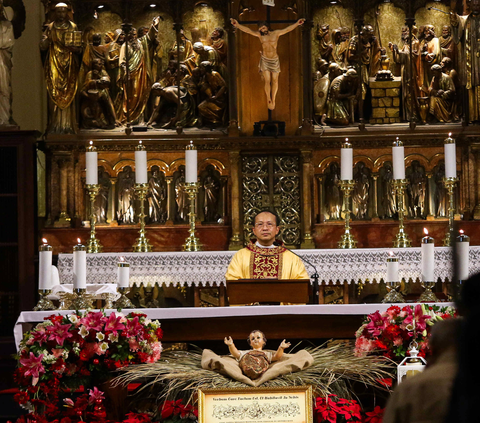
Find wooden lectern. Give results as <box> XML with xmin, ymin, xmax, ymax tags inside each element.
<box><xmin>226</xmin><ymin>279</ymin><xmax>311</xmax><ymax>305</ymax></box>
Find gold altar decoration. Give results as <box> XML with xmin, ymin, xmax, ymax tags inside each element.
<box><xmin>392</xmin><ymin>179</ymin><xmax>412</xmax><ymax>248</ymax></box>
<box><xmin>442</xmin><ymin>177</ymin><xmax>458</xmax><ymax>247</ymax></box>
<box><xmin>113</xmin><ymin>286</ymin><xmax>134</xmax><ymax>309</ymax></box>
<box><xmin>338</xmin><ymin>180</ymin><xmax>356</xmax><ymax>249</ymax></box>
<box><xmin>70</xmin><ymin>288</ymin><xmax>95</xmax><ymax>310</ymax></box>
<box><xmin>183</xmin><ymin>182</ymin><xmax>203</xmax><ymax>251</ymax></box>
<box><xmin>86</xmin><ymin>183</ymin><xmax>103</xmax><ymax>253</ymax></box>
<box><xmin>33</xmin><ymin>289</ymin><xmax>56</xmax><ymax>311</ymax></box>
<box><xmin>133</xmin><ymin>183</ymin><xmax>153</xmax><ymax>252</ymax></box>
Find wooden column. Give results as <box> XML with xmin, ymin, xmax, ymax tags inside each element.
<box><xmin>54</xmin><ymin>154</ymin><xmax>72</xmax><ymax>227</ymax></box>
<box><xmin>299</xmin><ymin>11</ymin><xmax>313</xmax><ymax>135</ymax></box>
<box><xmin>227</xmin><ymin>2</ymin><xmax>240</xmax><ymax>136</ymax></box>
<box><xmin>301</xmin><ymin>150</ymin><xmax>315</xmax><ymax>248</ymax></box>
<box><xmin>229</xmin><ymin>150</ymin><xmax>243</xmax><ymax>250</ymax></box>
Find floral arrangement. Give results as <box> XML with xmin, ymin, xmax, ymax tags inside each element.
<box><xmin>314</xmin><ymin>395</ymin><xmax>384</xmax><ymax>423</ymax></box>
<box><xmin>14</xmin><ymin>310</ymin><xmax>163</xmax><ymax>419</ymax></box>
<box><xmin>354</xmin><ymin>304</ymin><xmax>457</xmax><ymax>361</ymax></box>
<box><xmin>158</xmin><ymin>399</ymin><xmax>198</xmax><ymax>422</ymax></box>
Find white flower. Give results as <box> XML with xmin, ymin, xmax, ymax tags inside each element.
<box><xmin>99</xmin><ymin>342</ymin><xmax>109</xmax><ymax>352</ymax></box>
<box><xmin>150</xmin><ymin>320</ymin><xmax>161</xmax><ymax>329</ymax></box>
<box><xmin>79</xmin><ymin>325</ymin><xmax>90</xmax><ymax>338</ymax></box>
<box><xmin>96</xmin><ymin>332</ymin><xmax>105</xmax><ymax>341</ymax></box>
<box><xmin>143</xmin><ymin>318</ymin><xmax>151</xmax><ymax>326</ymax></box>
<box><xmin>139</xmin><ymin>340</ymin><xmax>147</xmax><ymax>347</ymax></box>
<box><xmin>68</xmin><ymin>314</ymin><xmax>79</xmax><ymax>324</ymax></box>
<box><xmin>108</xmin><ymin>333</ymin><xmax>119</xmax><ymax>343</ymax></box>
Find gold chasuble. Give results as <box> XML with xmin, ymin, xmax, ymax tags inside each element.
<box><xmin>225</xmin><ymin>241</ymin><xmax>309</xmax><ymax>280</ymax></box>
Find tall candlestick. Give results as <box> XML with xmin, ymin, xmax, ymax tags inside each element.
<box><xmin>456</xmin><ymin>230</ymin><xmax>470</xmax><ymax>281</ymax></box>
<box><xmin>86</xmin><ymin>141</ymin><xmax>98</xmax><ymax>185</ymax></box>
<box><xmin>382</xmin><ymin>252</ymin><xmax>404</xmax><ymax>303</ymax></box>
<box><xmin>73</xmin><ymin>239</ymin><xmax>87</xmax><ymax>289</ymax></box>
<box><xmin>341</xmin><ymin>139</ymin><xmax>353</xmax><ymax>181</ymax></box>
<box><xmin>185</xmin><ymin>141</ymin><xmax>198</xmax><ymax>183</ymax></box>
<box><xmin>135</xmin><ymin>141</ymin><xmax>148</xmax><ymax>184</ymax></box>
<box><xmin>387</xmin><ymin>255</ymin><xmax>399</xmax><ymax>282</ymax></box>
<box><xmin>39</xmin><ymin>238</ymin><xmax>53</xmax><ymax>290</ymax></box>
<box><xmin>421</xmin><ymin>229</ymin><xmax>434</xmax><ymax>282</ymax></box>
<box><xmin>444</xmin><ymin>133</ymin><xmax>456</xmax><ymax>179</ymax></box>
<box><xmin>392</xmin><ymin>137</ymin><xmax>405</xmax><ymax>180</ymax></box>
<box><xmin>117</xmin><ymin>258</ymin><xmax>130</xmax><ymax>288</ymax></box>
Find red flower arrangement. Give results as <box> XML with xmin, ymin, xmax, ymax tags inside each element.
<box><xmin>14</xmin><ymin>310</ymin><xmax>163</xmax><ymax>419</ymax></box>
<box><xmin>158</xmin><ymin>399</ymin><xmax>198</xmax><ymax>422</ymax></box>
<box><xmin>354</xmin><ymin>304</ymin><xmax>457</xmax><ymax>361</ymax></box>
<box><xmin>314</xmin><ymin>395</ymin><xmax>384</xmax><ymax>423</ymax></box>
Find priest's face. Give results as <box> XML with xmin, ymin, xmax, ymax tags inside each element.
<box><xmin>253</xmin><ymin>211</ymin><xmax>280</xmax><ymax>246</ymax></box>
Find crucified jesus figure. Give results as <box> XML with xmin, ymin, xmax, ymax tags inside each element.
<box><xmin>231</xmin><ymin>18</ymin><xmax>305</xmax><ymax>110</ymax></box>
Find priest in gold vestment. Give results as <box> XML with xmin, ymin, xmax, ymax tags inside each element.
<box><xmin>225</xmin><ymin>211</ymin><xmax>309</xmax><ymax>280</ymax></box>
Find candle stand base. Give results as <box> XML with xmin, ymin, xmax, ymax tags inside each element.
<box><xmin>58</xmin><ymin>292</ymin><xmax>75</xmax><ymax>310</ymax></box>
<box><xmin>101</xmin><ymin>293</ymin><xmax>116</xmax><ymax>309</ymax></box>
<box><xmin>33</xmin><ymin>289</ymin><xmax>56</xmax><ymax>311</ymax></box>
<box><xmin>71</xmin><ymin>289</ymin><xmax>95</xmax><ymax>310</ymax></box>
<box><xmin>133</xmin><ymin>184</ymin><xmax>152</xmax><ymax>252</ymax></box>
<box><xmin>113</xmin><ymin>287</ymin><xmax>134</xmax><ymax>309</ymax></box>
<box><xmin>382</xmin><ymin>282</ymin><xmax>405</xmax><ymax>303</ymax></box>
<box><xmin>418</xmin><ymin>281</ymin><xmax>439</xmax><ymax>302</ymax></box>
<box><xmin>86</xmin><ymin>184</ymin><xmax>103</xmax><ymax>253</ymax></box>
<box><xmin>392</xmin><ymin>180</ymin><xmax>412</xmax><ymax>248</ymax></box>
<box><xmin>183</xmin><ymin>183</ymin><xmax>203</xmax><ymax>252</ymax></box>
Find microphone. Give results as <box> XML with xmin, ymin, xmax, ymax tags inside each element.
<box><xmin>273</xmin><ymin>240</ymin><xmax>320</xmax><ymax>304</ymax></box>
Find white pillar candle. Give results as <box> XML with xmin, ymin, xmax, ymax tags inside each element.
<box><xmin>421</xmin><ymin>229</ymin><xmax>435</xmax><ymax>282</ymax></box>
<box><xmin>387</xmin><ymin>255</ymin><xmax>399</xmax><ymax>282</ymax></box>
<box><xmin>185</xmin><ymin>141</ymin><xmax>198</xmax><ymax>183</ymax></box>
<box><xmin>456</xmin><ymin>230</ymin><xmax>470</xmax><ymax>281</ymax></box>
<box><xmin>444</xmin><ymin>133</ymin><xmax>456</xmax><ymax>179</ymax></box>
<box><xmin>341</xmin><ymin>139</ymin><xmax>353</xmax><ymax>181</ymax></box>
<box><xmin>39</xmin><ymin>239</ymin><xmax>53</xmax><ymax>290</ymax></box>
<box><xmin>86</xmin><ymin>141</ymin><xmax>98</xmax><ymax>185</ymax></box>
<box><xmin>73</xmin><ymin>239</ymin><xmax>87</xmax><ymax>290</ymax></box>
<box><xmin>135</xmin><ymin>141</ymin><xmax>148</xmax><ymax>184</ymax></box>
<box><xmin>392</xmin><ymin>137</ymin><xmax>405</xmax><ymax>180</ymax></box>
<box><xmin>117</xmin><ymin>258</ymin><xmax>130</xmax><ymax>288</ymax></box>
<box><xmin>51</xmin><ymin>265</ymin><xmax>60</xmax><ymax>286</ymax></box>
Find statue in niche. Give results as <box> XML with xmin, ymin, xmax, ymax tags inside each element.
<box><xmin>419</xmin><ymin>25</ymin><xmax>441</xmax><ymax>94</ymax></box>
<box><xmin>434</xmin><ymin>162</ymin><xmax>446</xmax><ymax>217</ymax></box>
<box><xmin>331</xmin><ymin>28</ymin><xmax>347</xmax><ymax>68</ymax></box>
<box><xmin>104</xmin><ymin>31</ymin><xmax>115</xmax><ymax>45</ymax></box>
<box><xmin>79</xmin><ymin>31</ymin><xmax>107</xmax><ymax>88</ymax></box>
<box><xmin>407</xmin><ymin>161</ymin><xmax>426</xmax><ymax>218</ymax></box>
<box><xmin>94</xmin><ymin>166</ymin><xmax>110</xmax><ymax>224</ymax></box>
<box><xmin>147</xmin><ymin>165</ymin><xmax>167</xmax><ymax>224</ymax></box>
<box><xmin>39</xmin><ymin>2</ymin><xmax>81</xmax><ymax>134</ymax></box>
<box><xmin>80</xmin><ymin>58</ymin><xmax>118</xmax><ymax>129</ymax></box>
<box><xmin>230</xmin><ymin>18</ymin><xmax>305</xmax><ymax>110</ymax></box>
<box><xmin>209</xmin><ymin>27</ymin><xmax>227</xmax><ymax>66</ymax></box>
<box><xmin>441</xmin><ymin>57</ymin><xmax>461</xmax><ymax>121</ymax></box>
<box><xmin>203</xmin><ymin>165</ymin><xmax>221</xmax><ymax>223</ymax></box>
<box><xmin>316</xmin><ymin>23</ymin><xmax>333</xmax><ymax>63</ymax></box>
<box><xmin>0</xmin><ymin>0</ymin><xmax>15</xmax><ymax>126</ymax></box>
<box><xmin>117</xmin><ymin>166</ymin><xmax>135</xmax><ymax>224</ymax></box>
<box><xmin>389</xmin><ymin>27</ymin><xmax>420</xmax><ymax>120</ymax></box>
<box><xmin>193</xmin><ymin>41</ymin><xmax>227</xmax><ymax>81</ymax></box>
<box><xmin>324</xmin><ymin>162</ymin><xmax>341</xmax><ymax>220</ymax></box>
<box><xmin>169</xmin><ymin>30</ymin><xmax>196</xmax><ymax>74</ymax></box>
<box><xmin>451</xmin><ymin>0</ymin><xmax>480</xmax><ymax>122</ymax></box>
<box><xmin>117</xmin><ymin>17</ymin><xmax>160</xmax><ymax>124</ymax></box>
<box><xmin>157</xmin><ymin>60</ymin><xmax>177</xmax><ymax>88</ymax></box>
<box><xmin>105</xmin><ymin>29</ymin><xmax>124</xmax><ymax>106</ymax></box>
<box><xmin>326</xmin><ymin>68</ymin><xmax>359</xmax><ymax>126</ymax></box>
<box><xmin>440</xmin><ymin>25</ymin><xmax>455</xmax><ymax>63</ymax></box>
<box><xmin>313</xmin><ymin>58</ymin><xmax>329</xmax><ymax>119</ymax></box>
<box><xmin>381</xmin><ymin>162</ymin><xmax>396</xmax><ymax>219</ymax></box>
<box><xmin>428</xmin><ymin>64</ymin><xmax>455</xmax><ymax>123</ymax></box>
<box><xmin>352</xmin><ymin>162</ymin><xmax>370</xmax><ymax>220</ymax></box>
<box><xmin>174</xmin><ymin>166</ymin><xmax>189</xmax><ymax>223</ymax></box>
<box><xmin>198</xmin><ymin>61</ymin><xmax>227</xmax><ymax>125</ymax></box>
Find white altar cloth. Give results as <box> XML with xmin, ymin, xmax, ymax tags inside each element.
<box><xmin>56</xmin><ymin>247</ymin><xmax>480</xmax><ymax>286</ymax></box>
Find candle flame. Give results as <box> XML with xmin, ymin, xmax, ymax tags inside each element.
<box><xmin>345</xmin><ymin>137</ymin><xmax>348</xmax><ymax>142</ymax></box>
<box><xmin>42</xmin><ymin>238</ymin><xmax>48</xmax><ymax>244</ymax></box>
<box><xmin>460</xmin><ymin>229</ymin><xmax>464</xmax><ymax>235</ymax></box>
<box><xmin>396</xmin><ymin>136</ymin><xmax>399</xmax><ymax>140</ymax></box>
<box><xmin>139</xmin><ymin>140</ymin><xmax>143</xmax><ymax>145</ymax></box>
<box><xmin>120</xmin><ymin>256</ymin><xmax>125</xmax><ymax>262</ymax></box>
<box><xmin>77</xmin><ymin>238</ymin><xmax>81</xmax><ymax>244</ymax></box>
<box><xmin>448</xmin><ymin>132</ymin><xmax>452</xmax><ymax>137</ymax></box>
<box><xmin>389</xmin><ymin>251</ymin><xmax>394</xmax><ymax>257</ymax></box>
<box><xmin>89</xmin><ymin>140</ymin><xmax>93</xmax><ymax>146</ymax></box>
<box><xmin>423</xmin><ymin>228</ymin><xmax>428</xmax><ymax>235</ymax></box>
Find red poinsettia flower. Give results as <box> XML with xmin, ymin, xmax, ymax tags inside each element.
<box><xmin>365</xmin><ymin>405</ymin><xmax>385</xmax><ymax>423</ymax></box>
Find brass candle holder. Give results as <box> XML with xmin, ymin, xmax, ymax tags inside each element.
<box><xmin>338</xmin><ymin>180</ymin><xmax>357</xmax><ymax>249</ymax></box>
<box><xmin>70</xmin><ymin>288</ymin><xmax>95</xmax><ymax>310</ymax></box>
<box><xmin>33</xmin><ymin>289</ymin><xmax>56</xmax><ymax>311</ymax></box>
<box><xmin>133</xmin><ymin>183</ymin><xmax>153</xmax><ymax>252</ymax></box>
<box><xmin>382</xmin><ymin>257</ymin><xmax>405</xmax><ymax>303</ymax></box>
<box><xmin>113</xmin><ymin>287</ymin><xmax>134</xmax><ymax>309</ymax></box>
<box><xmin>442</xmin><ymin>177</ymin><xmax>458</xmax><ymax>246</ymax></box>
<box><xmin>86</xmin><ymin>184</ymin><xmax>103</xmax><ymax>253</ymax></box>
<box><xmin>419</xmin><ymin>281</ymin><xmax>439</xmax><ymax>302</ymax></box>
<box><xmin>183</xmin><ymin>182</ymin><xmax>203</xmax><ymax>251</ymax></box>
<box><xmin>392</xmin><ymin>179</ymin><xmax>412</xmax><ymax>248</ymax></box>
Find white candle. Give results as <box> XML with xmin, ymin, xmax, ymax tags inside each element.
<box><xmin>387</xmin><ymin>254</ymin><xmax>399</xmax><ymax>282</ymax></box>
<box><xmin>86</xmin><ymin>141</ymin><xmax>98</xmax><ymax>185</ymax></box>
<box><xmin>135</xmin><ymin>141</ymin><xmax>148</xmax><ymax>184</ymax></box>
<box><xmin>392</xmin><ymin>137</ymin><xmax>405</xmax><ymax>180</ymax></box>
<box><xmin>73</xmin><ymin>239</ymin><xmax>87</xmax><ymax>290</ymax></box>
<box><xmin>185</xmin><ymin>141</ymin><xmax>198</xmax><ymax>183</ymax></box>
<box><xmin>51</xmin><ymin>265</ymin><xmax>60</xmax><ymax>286</ymax></box>
<box><xmin>456</xmin><ymin>230</ymin><xmax>470</xmax><ymax>281</ymax></box>
<box><xmin>341</xmin><ymin>139</ymin><xmax>353</xmax><ymax>181</ymax></box>
<box><xmin>421</xmin><ymin>229</ymin><xmax>435</xmax><ymax>282</ymax></box>
<box><xmin>39</xmin><ymin>238</ymin><xmax>53</xmax><ymax>290</ymax></box>
<box><xmin>117</xmin><ymin>258</ymin><xmax>130</xmax><ymax>288</ymax></box>
<box><xmin>444</xmin><ymin>133</ymin><xmax>456</xmax><ymax>179</ymax></box>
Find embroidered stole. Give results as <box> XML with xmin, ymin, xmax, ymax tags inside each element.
<box><xmin>247</xmin><ymin>243</ymin><xmax>286</xmax><ymax>279</ymax></box>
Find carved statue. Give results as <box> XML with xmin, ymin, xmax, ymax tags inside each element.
<box><xmin>230</xmin><ymin>18</ymin><xmax>305</xmax><ymax>110</ymax></box>
<box><xmin>79</xmin><ymin>31</ymin><xmax>107</xmax><ymax>88</ymax></box>
<box><xmin>352</xmin><ymin>161</ymin><xmax>370</xmax><ymax>220</ymax></box>
<box><xmin>203</xmin><ymin>165</ymin><xmax>221</xmax><ymax>223</ymax></box>
<box><xmin>94</xmin><ymin>166</ymin><xmax>110</xmax><ymax>224</ymax></box>
<box><xmin>209</xmin><ymin>27</ymin><xmax>227</xmax><ymax>66</ymax></box>
<box><xmin>147</xmin><ymin>166</ymin><xmax>167</xmax><ymax>224</ymax></box>
<box><xmin>441</xmin><ymin>57</ymin><xmax>461</xmax><ymax>121</ymax></box>
<box><xmin>169</xmin><ymin>30</ymin><xmax>196</xmax><ymax>74</ymax></box>
<box><xmin>117</xmin><ymin>166</ymin><xmax>135</xmax><ymax>224</ymax></box>
<box><xmin>434</xmin><ymin>162</ymin><xmax>446</xmax><ymax>217</ymax></box>
<box><xmin>428</xmin><ymin>64</ymin><xmax>455</xmax><ymax>123</ymax></box>
<box><xmin>331</xmin><ymin>28</ymin><xmax>347</xmax><ymax>68</ymax></box>
<box><xmin>326</xmin><ymin>68</ymin><xmax>359</xmax><ymax>126</ymax></box>
<box><xmin>381</xmin><ymin>162</ymin><xmax>396</xmax><ymax>219</ymax></box>
<box><xmin>80</xmin><ymin>58</ymin><xmax>118</xmax><ymax>129</ymax></box>
<box><xmin>324</xmin><ymin>162</ymin><xmax>341</xmax><ymax>220</ymax></box>
<box><xmin>419</xmin><ymin>25</ymin><xmax>441</xmax><ymax>94</ymax></box>
<box><xmin>407</xmin><ymin>161</ymin><xmax>426</xmax><ymax>218</ymax></box>
<box><xmin>316</xmin><ymin>23</ymin><xmax>333</xmax><ymax>63</ymax></box>
<box><xmin>197</xmin><ymin>61</ymin><xmax>227</xmax><ymax>125</ymax></box>
<box><xmin>0</xmin><ymin>0</ymin><xmax>14</xmax><ymax>126</ymax></box>
<box><xmin>39</xmin><ymin>2</ymin><xmax>81</xmax><ymax>134</ymax></box>
<box><xmin>451</xmin><ymin>0</ymin><xmax>480</xmax><ymax>122</ymax></box>
<box><xmin>117</xmin><ymin>17</ymin><xmax>160</xmax><ymax>124</ymax></box>
<box><xmin>440</xmin><ymin>25</ymin><xmax>455</xmax><ymax>63</ymax></box>
<box><xmin>175</xmin><ymin>166</ymin><xmax>189</xmax><ymax>222</ymax></box>
<box><xmin>105</xmin><ymin>29</ymin><xmax>124</xmax><ymax>106</ymax></box>
<box><xmin>313</xmin><ymin>58</ymin><xmax>329</xmax><ymax>119</ymax></box>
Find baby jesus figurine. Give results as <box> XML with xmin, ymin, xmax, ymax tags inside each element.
<box><xmin>224</xmin><ymin>330</ymin><xmax>290</xmax><ymax>380</ymax></box>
